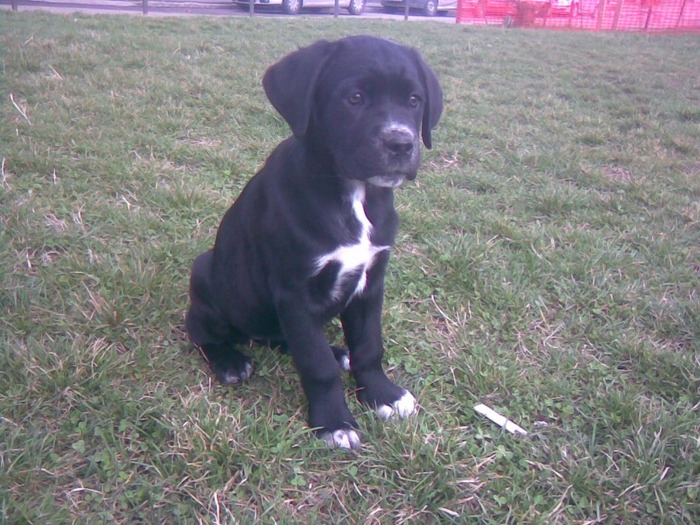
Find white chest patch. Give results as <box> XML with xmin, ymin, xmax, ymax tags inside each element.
<box><xmin>313</xmin><ymin>183</ymin><xmax>390</xmax><ymax>302</ymax></box>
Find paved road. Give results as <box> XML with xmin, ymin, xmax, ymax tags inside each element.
<box><xmin>1</xmin><ymin>0</ymin><xmax>457</xmax><ymax>21</ymax></box>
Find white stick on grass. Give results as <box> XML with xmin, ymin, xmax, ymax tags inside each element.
<box><xmin>474</xmin><ymin>403</ymin><xmax>528</xmax><ymax>435</ymax></box>
<box><xmin>10</xmin><ymin>94</ymin><xmax>31</xmax><ymax>125</ymax></box>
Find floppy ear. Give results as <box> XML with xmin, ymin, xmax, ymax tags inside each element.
<box><xmin>411</xmin><ymin>49</ymin><xmax>443</xmax><ymax>150</ymax></box>
<box><xmin>262</xmin><ymin>40</ymin><xmax>338</xmax><ymax>138</ymax></box>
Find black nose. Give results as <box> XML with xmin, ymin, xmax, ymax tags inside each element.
<box><xmin>382</xmin><ymin>128</ymin><xmax>415</xmax><ymax>158</ymax></box>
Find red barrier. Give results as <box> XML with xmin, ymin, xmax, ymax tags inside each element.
<box><xmin>456</xmin><ymin>0</ymin><xmax>700</xmax><ymax>32</ymax></box>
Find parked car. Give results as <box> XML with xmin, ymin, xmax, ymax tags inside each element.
<box><xmin>380</xmin><ymin>0</ymin><xmax>457</xmax><ymax>16</ymax></box>
<box><xmin>236</xmin><ymin>0</ymin><xmax>366</xmax><ymax>15</ymax></box>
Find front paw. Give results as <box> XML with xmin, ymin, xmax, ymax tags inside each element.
<box><xmin>309</xmin><ymin>397</ymin><xmax>360</xmax><ymax>450</ymax></box>
<box><xmin>319</xmin><ymin>428</ymin><xmax>362</xmax><ymax>451</ymax></box>
<box><xmin>356</xmin><ymin>377</ymin><xmax>418</xmax><ymax>420</ymax></box>
<box><xmin>210</xmin><ymin>357</ymin><xmax>254</xmax><ymax>385</ymax></box>
<box><xmin>375</xmin><ymin>390</ymin><xmax>417</xmax><ymax>420</ymax></box>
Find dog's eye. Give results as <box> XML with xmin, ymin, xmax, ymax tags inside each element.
<box><xmin>348</xmin><ymin>92</ymin><xmax>364</xmax><ymax>106</ymax></box>
<box><xmin>408</xmin><ymin>95</ymin><xmax>420</xmax><ymax>108</ymax></box>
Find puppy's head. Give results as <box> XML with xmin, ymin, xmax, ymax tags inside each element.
<box><xmin>263</xmin><ymin>36</ymin><xmax>443</xmax><ymax>188</ymax></box>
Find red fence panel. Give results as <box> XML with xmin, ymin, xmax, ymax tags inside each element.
<box><xmin>456</xmin><ymin>0</ymin><xmax>700</xmax><ymax>32</ymax></box>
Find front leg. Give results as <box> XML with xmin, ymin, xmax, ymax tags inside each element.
<box><xmin>275</xmin><ymin>293</ymin><xmax>361</xmax><ymax>450</ymax></box>
<box><xmin>341</xmin><ymin>287</ymin><xmax>417</xmax><ymax>420</ymax></box>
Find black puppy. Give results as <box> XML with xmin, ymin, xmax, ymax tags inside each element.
<box><xmin>186</xmin><ymin>35</ymin><xmax>442</xmax><ymax>450</ymax></box>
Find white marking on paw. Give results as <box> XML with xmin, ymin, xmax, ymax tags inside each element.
<box><xmin>221</xmin><ymin>362</ymin><xmax>254</xmax><ymax>385</ymax></box>
<box><xmin>375</xmin><ymin>390</ymin><xmax>417</xmax><ymax>421</ymax></box>
<box><xmin>339</xmin><ymin>355</ymin><xmax>351</xmax><ymax>372</ymax></box>
<box><xmin>322</xmin><ymin>429</ymin><xmax>362</xmax><ymax>450</ymax></box>
<box><xmin>313</xmin><ymin>182</ymin><xmax>390</xmax><ymax>301</ymax></box>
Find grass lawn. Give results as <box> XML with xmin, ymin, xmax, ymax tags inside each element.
<box><xmin>1</xmin><ymin>11</ymin><xmax>698</xmax><ymax>524</ymax></box>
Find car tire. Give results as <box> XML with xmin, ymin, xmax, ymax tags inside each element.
<box><xmin>347</xmin><ymin>0</ymin><xmax>365</xmax><ymax>14</ymax></box>
<box><xmin>423</xmin><ymin>0</ymin><xmax>438</xmax><ymax>16</ymax></box>
<box><xmin>282</xmin><ymin>0</ymin><xmax>302</xmax><ymax>14</ymax></box>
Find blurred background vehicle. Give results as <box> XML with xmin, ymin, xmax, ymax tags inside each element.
<box><xmin>380</xmin><ymin>0</ymin><xmax>457</xmax><ymax>17</ymax></box>
<box><xmin>235</xmin><ymin>0</ymin><xmax>366</xmax><ymax>15</ymax></box>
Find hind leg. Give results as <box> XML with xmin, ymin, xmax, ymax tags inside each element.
<box><xmin>186</xmin><ymin>250</ymin><xmax>254</xmax><ymax>385</ymax></box>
